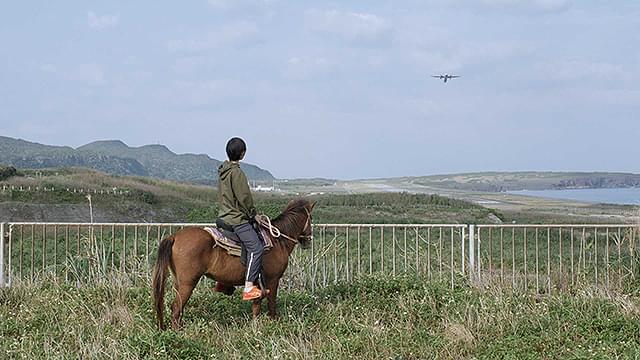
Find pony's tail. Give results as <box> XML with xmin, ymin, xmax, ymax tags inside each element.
<box><xmin>152</xmin><ymin>236</ymin><xmax>174</xmax><ymax>331</ymax></box>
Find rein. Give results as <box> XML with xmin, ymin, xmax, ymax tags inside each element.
<box><xmin>255</xmin><ymin>208</ymin><xmax>312</xmax><ymax>245</ymax></box>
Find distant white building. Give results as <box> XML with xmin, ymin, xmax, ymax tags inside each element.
<box><xmin>250</xmin><ymin>180</ymin><xmax>277</xmax><ymax>192</ymax></box>
<box><xmin>252</xmin><ymin>185</ymin><xmax>274</xmax><ymax>192</ymax></box>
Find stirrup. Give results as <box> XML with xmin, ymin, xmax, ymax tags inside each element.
<box><xmin>242</xmin><ymin>286</ymin><xmax>262</xmax><ymax>301</ymax></box>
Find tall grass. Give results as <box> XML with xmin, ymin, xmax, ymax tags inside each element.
<box><xmin>1</xmin><ymin>275</ymin><xmax>639</xmax><ymax>359</ymax></box>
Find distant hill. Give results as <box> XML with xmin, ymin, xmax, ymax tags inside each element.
<box><xmin>400</xmin><ymin>171</ymin><xmax>640</xmax><ymax>192</ymax></box>
<box><xmin>0</xmin><ymin>136</ymin><xmax>274</xmax><ymax>183</ymax></box>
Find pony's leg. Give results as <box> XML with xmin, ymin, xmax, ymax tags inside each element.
<box><xmin>267</xmin><ymin>279</ymin><xmax>280</xmax><ymax>318</ymax></box>
<box><xmin>171</xmin><ymin>280</ymin><xmax>197</xmax><ymax>329</ymax></box>
<box><xmin>252</xmin><ymin>299</ymin><xmax>262</xmax><ymax>318</ymax></box>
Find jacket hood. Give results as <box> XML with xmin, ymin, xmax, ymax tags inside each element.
<box><xmin>218</xmin><ymin>160</ymin><xmax>239</xmax><ymax>181</ymax></box>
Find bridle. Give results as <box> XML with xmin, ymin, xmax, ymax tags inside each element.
<box><xmin>255</xmin><ymin>208</ymin><xmax>313</xmax><ymax>245</ymax></box>
<box><xmin>298</xmin><ymin>208</ymin><xmax>314</xmax><ymax>242</ymax></box>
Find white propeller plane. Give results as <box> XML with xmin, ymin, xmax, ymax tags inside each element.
<box><xmin>431</xmin><ymin>74</ymin><xmax>461</xmax><ymax>83</ymax></box>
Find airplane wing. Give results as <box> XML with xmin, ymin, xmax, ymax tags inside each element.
<box><xmin>431</xmin><ymin>75</ymin><xmax>442</xmax><ymax>78</ymax></box>
<box><xmin>450</xmin><ymin>75</ymin><xmax>461</xmax><ymax>78</ymax></box>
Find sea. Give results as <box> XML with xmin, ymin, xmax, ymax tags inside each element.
<box><xmin>508</xmin><ymin>188</ymin><xmax>640</xmax><ymax>206</ymax></box>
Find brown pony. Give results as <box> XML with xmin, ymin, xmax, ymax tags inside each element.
<box><xmin>152</xmin><ymin>198</ymin><xmax>316</xmax><ymax>330</ymax></box>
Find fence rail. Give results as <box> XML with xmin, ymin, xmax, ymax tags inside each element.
<box><xmin>472</xmin><ymin>224</ymin><xmax>638</xmax><ymax>294</ymax></box>
<box><xmin>0</xmin><ymin>184</ymin><xmax>131</xmax><ymax>195</ymax></box>
<box><xmin>0</xmin><ymin>222</ymin><xmax>638</xmax><ymax>294</ymax></box>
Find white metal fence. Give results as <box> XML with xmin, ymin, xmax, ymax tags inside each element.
<box><xmin>0</xmin><ymin>222</ymin><xmax>638</xmax><ymax>293</ymax></box>
<box><xmin>0</xmin><ymin>184</ymin><xmax>131</xmax><ymax>195</ymax></box>
<box><xmin>471</xmin><ymin>224</ymin><xmax>639</xmax><ymax>294</ymax></box>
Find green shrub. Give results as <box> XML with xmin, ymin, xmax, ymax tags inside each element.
<box><xmin>186</xmin><ymin>206</ymin><xmax>219</xmax><ymax>222</ymax></box>
<box><xmin>130</xmin><ymin>189</ymin><xmax>158</xmax><ymax>205</ymax></box>
<box><xmin>0</xmin><ymin>165</ymin><xmax>17</xmax><ymax>180</ymax></box>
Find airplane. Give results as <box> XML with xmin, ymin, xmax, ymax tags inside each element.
<box><xmin>431</xmin><ymin>74</ymin><xmax>461</xmax><ymax>83</ymax></box>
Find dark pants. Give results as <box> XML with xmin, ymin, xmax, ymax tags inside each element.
<box><xmin>233</xmin><ymin>223</ymin><xmax>263</xmax><ymax>284</ymax></box>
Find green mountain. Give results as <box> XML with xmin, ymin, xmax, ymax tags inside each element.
<box><xmin>0</xmin><ymin>136</ymin><xmax>274</xmax><ymax>183</ymax></box>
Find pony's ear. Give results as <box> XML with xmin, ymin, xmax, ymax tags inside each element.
<box><xmin>308</xmin><ymin>200</ymin><xmax>317</xmax><ymax>211</ymax></box>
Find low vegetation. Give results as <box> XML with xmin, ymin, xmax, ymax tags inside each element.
<box><xmin>1</xmin><ymin>275</ymin><xmax>638</xmax><ymax>359</ymax></box>
<box><xmin>0</xmin><ymin>165</ymin><xmax>17</xmax><ymax>181</ymax></box>
<box><xmin>0</xmin><ymin>168</ymin><xmax>499</xmax><ymax>224</ymax></box>
<box><xmin>310</xmin><ymin>193</ymin><xmax>498</xmax><ymax>224</ymax></box>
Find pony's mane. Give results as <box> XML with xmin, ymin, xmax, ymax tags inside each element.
<box><xmin>272</xmin><ymin>198</ymin><xmax>311</xmax><ymax>238</ymax></box>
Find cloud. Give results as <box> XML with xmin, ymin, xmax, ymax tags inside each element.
<box><xmin>418</xmin><ymin>0</ymin><xmax>572</xmax><ymax>14</ymax></box>
<box><xmin>284</xmin><ymin>56</ymin><xmax>336</xmax><ymax>80</ymax></box>
<box><xmin>171</xmin><ymin>56</ymin><xmax>207</xmax><ymax>74</ymax></box>
<box><xmin>87</xmin><ymin>11</ymin><xmax>119</xmax><ymax>30</ymax></box>
<box><xmin>36</xmin><ymin>62</ymin><xmax>107</xmax><ymax>86</ymax></box>
<box><xmin>536</xmin><ymin>59</ymin><xmax>624</xmax><ymax>81</ymax></box>
<box><xmin>586</xmin><ymin>89</ymin><xmax>640</xmax><ymax>106</ymax></box>
<box><xmin>39</xmin><ymin>63</ymin><xmax>57</xmax><ymax>73</ymax></box>
<box><xmin>305</xmin><ymin>9</ymin><xmax>393</xmax><ymax>46</ymax></box>
<box><xmin>167</xmin><ymin>21</ymin><xmax>261</xmax><ymax>52</ymax></box>
<box><xmin>207</xmin><ymin>0</ymin><xmax>276</xmax><ymax>10</ymax></box>
<box><xmin>407</xmin><ymin>40</ymin><xmax>533</xmax><ymax>74</ymax></box>
<box><xmin>70</xmin><ymin>63</ymin><xmax>106</xmax><ymax>86</ymax></box>
<box><xmin>157</xmin><ymin>79</ymin><xmax>257</xmax><ymax>109</ymax></box>
<box><xmin>476</xmin><ymin>0</ymin><xmax>572</xmax><ymax>13</ymax></box>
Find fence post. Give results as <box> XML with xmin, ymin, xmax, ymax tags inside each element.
<box><xmin>0</xmin><ymin>222</ymin><xmax>5</xmax><ymax>287</ymax></box>
<box><xmin>468</xmin><ymin>225</ymin><xmax>475</xmax><ymax>279</ymax></box>
<box><xmin>461</xmin><ymin>226</ymin><xmax>466</xmax><ymax>275</ymax></box>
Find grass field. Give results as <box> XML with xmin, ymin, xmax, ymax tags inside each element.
<box><xmin>1</xmin><ymin>275</ymin><xmax>639</xmax><ymax>359</ymax></box>
<box><xmin>2</xmin><ymin>168</ymin><xmax>640</xmax><ymax>358</ymax></box>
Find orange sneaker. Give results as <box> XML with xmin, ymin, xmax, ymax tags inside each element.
<box><xmin>242</xmin><ymin>286</ymin><xmax>262</xmax><ymax>301</ymax></box>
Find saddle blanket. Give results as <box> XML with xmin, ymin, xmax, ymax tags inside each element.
<box><xmin>203</xmin><ymin>226</ymin><xmax>273</xmax><ymax>258</ymax></box>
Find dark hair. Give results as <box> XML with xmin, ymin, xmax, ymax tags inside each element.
<box><xmin>226</xmin><ymin>137</ymin><xmax>246</xmax><ymax>161</ymax></box>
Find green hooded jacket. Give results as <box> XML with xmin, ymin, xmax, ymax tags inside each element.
<box><xmin>217</xmin><ymin>160</ymin><xmax>256</xmax><ymax>226</ymax></box>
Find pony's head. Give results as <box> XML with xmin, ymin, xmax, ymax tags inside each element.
<box><xmin>274</xmin><ymin>198</ymin><xmax>317</xmax><ymax>249</ymax></box>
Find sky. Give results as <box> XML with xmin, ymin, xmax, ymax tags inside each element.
<box><xmin>1</xmin><ymin>1</ymin><xmax>639</xmax><ymax>179</ymax></box>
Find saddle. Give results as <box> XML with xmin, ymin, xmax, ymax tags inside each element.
<box><xmin>203</xmin><ymin>226</ymin><xmax>273</xmax><ymax>258</ymax></box>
